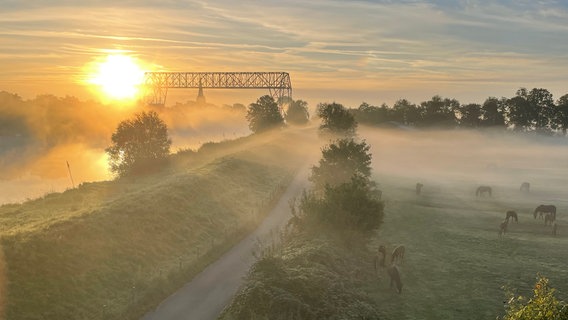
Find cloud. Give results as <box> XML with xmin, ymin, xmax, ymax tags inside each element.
<box><xmin>1</xmin><ymin>0</ymin><xmax>568</xmax><ymax>106</ymax></box>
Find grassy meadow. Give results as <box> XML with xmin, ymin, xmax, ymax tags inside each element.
<box><xmin>220</xmin><ymin>127</ymin><xmax>568</xmax><ymax>320</ymax></box>
<box><xmin>0</xmin><ymin>128</ymin><xmax>315</xmax><ymax>320</ymax></box>
<box><xmin>2</xmin><ymin>123</ymin><xmax>567</xmax><ymax>320</ymax></box>
<box><xmin>365</xmin><ymin>127</ymin><xmax>568</xmax><ymax>319</ymax></box>
<box><xmin>369</xmin><ymin>174</ymin><xmax>568</xmax><ymax>319</ymax></box>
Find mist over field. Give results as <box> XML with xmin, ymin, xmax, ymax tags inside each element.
<box><xmin>0</xmin><ymin>92</ymin><xmax>249</xmax><ymax>203</ymax></box>
<box><xmin>4</xmin><ymin>95</ymin><xmax>568</xmax><ymax>206</ymax></box>
<box><xmin>363</xmin><ymin>127</ymin><xmax>568</xmax><ymax>196</ymax></box>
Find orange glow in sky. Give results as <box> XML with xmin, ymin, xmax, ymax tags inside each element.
<box><xmin>87</xmin><ymin>54</ymin><xmax>147</xmax><ymax>101</ymax></box>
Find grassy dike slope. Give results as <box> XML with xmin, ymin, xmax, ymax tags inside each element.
<box><xmin>0</xmin><ymin>129</ymin><xmax>311</xmax><ymax>320</ymax></box>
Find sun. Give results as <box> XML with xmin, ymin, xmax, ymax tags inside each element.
<box><xmin>88</xmin><ymin>54</ymin><xmax>146</xmax><ymax>100</ymax></box>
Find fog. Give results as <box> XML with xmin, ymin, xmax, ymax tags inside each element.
<box><xmin>0</xmin><ymin>92</ymin><xmax>249</xmax><ymax>204</ymax></box>
<box><xmin>362</xmin><ymin>126</ymin><xmax>568</xmax><ymax>200</ymax></box>
<box><xmin>3</xmin><ymin>90</ymin><xmax>568</xmax><ymax>206</ymax></box>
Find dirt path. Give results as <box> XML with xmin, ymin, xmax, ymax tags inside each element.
<box><xmin>140</xmin><ymin>166</ymin><xmax>310</xmax><ymax>320</ymax></box>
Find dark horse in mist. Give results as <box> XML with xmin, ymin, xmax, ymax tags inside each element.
<box><xmin>505</xmin><ymin>210</ymin><xmax>518</xmax><ymax>223</ymax></box>
<box><xmin>387</xmin><ymin>264</ymin><xmax>403</xmax><ymax>294</ymax></box>
<box><xmin>533</xmin><ymin>205</ymin><xmax>556</xmax><ymax>221</ymax></box>
<box><xmin>520</xmin><ymin>182</ymin><xmax>530</xmax><ymax>193</ymax></box>
<box><xmin>416</xmin><ymin>183</ymin><xmax>423</xmax><ymax>195</ymax></box>
<box><xmin>374</xmin><ymin>245</ymin><xmax>387</xmax><ymax>273</ymax></box>
<box><xmin>476</xmin><ymin>186</ymin><xmax>492</xmax><ymax>197</ymax></box>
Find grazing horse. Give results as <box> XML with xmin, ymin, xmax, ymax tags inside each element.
<box><xmin>374</xmin><ymin>245</ymin><xmax>386</xmax><ymax>273</ymax></box>
<box><xmin>533</xmin><ymin>205</ymin><xmax>556</xmax><ymax>221</ymax></box>
<box><xmin>505</xmin><ymin>210</ymin><xmax>518</xmax><ymax>223</ymax></box>
<box><xmin>552</xmin><ymin>222</ymin><xmax>557</xmax><ymax>236</ymax></box>
<box><xmin>387</xmin><ymin>264</ymin><xmax>403</xmax><ymax>294</ymax></box>
<box><xmin>498</xmin><ymin>220</ymin><xmax>508</xmax><ymax>239</ymax></box>
<box><xmin>416</xmin><ymin>183</ymin><xmax>424</xmax><ymax>195</ymax></box>
<box><xmin>520</xmin><ymin>182</ymin><xmax>530</xmax><ymax>193</ymax></box>
<box><xmin>476</xmin><ymin>186</ymin><xmax>492</xmax><ymax>197</ymax></box>
<box><xmin>391</xmin><ymin>245</ymin><xmax>405</xmax><ymax>264</ymax></box>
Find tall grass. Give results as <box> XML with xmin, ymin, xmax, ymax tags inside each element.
<box><xmin>0</xmin><ymin>130</ymin><xmax>310</xmax><ymax>320</ymax></box>
<box><xmin>219</xmin><ymin>232</ymin><xmax>381</xmax><ymax>320</ymax></box>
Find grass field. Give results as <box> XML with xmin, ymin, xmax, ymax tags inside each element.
<box><xmin>0</xmin><ymin>128</ymin><xmax>316</xmax><ymax>320</ymax></box>
<box><xmin>219</xmin><ymin>127</ymin><xmax>568</xmax><ymax>320</ymax></box>
<box><xmin>369</xmin><ymin>167</ymin><xmax>568</xmax><ymax>319</ymax></box>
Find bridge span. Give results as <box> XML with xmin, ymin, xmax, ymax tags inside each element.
<box><xmin>144</xmin><ymin>72</ymin><xmax>292</xmax><ymax>106</ymax></box>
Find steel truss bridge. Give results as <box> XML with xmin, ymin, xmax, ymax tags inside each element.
<box><xmin>144</xmin><ymin>72</ymin><xmax>292</xmax><ymax>106</ymax></box>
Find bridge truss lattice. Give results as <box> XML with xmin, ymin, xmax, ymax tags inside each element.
<box><xmin>144</xmin><ymin>72</ymin><xmax>292</xmax><ymax>106</ymax></box>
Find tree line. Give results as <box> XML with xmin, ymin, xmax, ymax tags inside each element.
<box><xmin>350</xmin><ymin>88</ymin><xmax>568</xmax><ymax>134</ymax></box>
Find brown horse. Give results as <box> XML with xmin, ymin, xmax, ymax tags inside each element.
<box><xmin>476</xmin><ymin>186</ymin><xmax>492</xmax><ymax>197</ymax></box>
<box><xmin>534</xmin><ymin>205</ymin><xmax>556</xmax><ymax>221</ymax></box>
<box><xmin>416</xmin><ymin>183</ymin><xmax>423</xmax><ymax>195</ymax></box>
<box><xmin>391</xmin><ymin>245</ymin><xmax>405</xmax><ymax>264</ymax></box>
<box><xmin>505</xmin><ymin>210</ymin><xmax>518</xmax><ymax>223</ymax></box>
<box><xmin>498</xmin><ymin>220</ymin><xmax>508</xmax><ymax>239</ymax></box>
<box><xmin>387</xmin><ymin>264</ymin><xmax>403</xmax><ymax>294</ymax></box>
<box><xmin>520</xmin><ymin>182</ymin><xmax>530</xmax><ymax>193</ymax></box>
<box><xmin>374</xmin><ymin>245</ymin><xmax>386</xmax><ymax>273</ymax></box>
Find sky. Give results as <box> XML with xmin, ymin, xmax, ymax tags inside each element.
<box><xmin>1</xmin><ymin>0</ymin><xmax>568</xmax><ymax>107</ymax></box>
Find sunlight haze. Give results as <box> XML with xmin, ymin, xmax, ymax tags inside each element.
<box><xmin>1</xmin><ymin>0</ymin><xmax>568</xmax><ymax>106</ymax></box>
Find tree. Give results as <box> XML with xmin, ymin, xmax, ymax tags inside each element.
<box><xmin>310</xmin><ymin>138</ymin><xmax>372</xmax><ymax>191</ymax></box>
<box><xmin>506</xmin><ymin>90</ymin><xmax>537</xmax><ymax>131</ymax></box>
<box><xmin>285</xmin><ymin>99</ymin><xmax>310</xmax><ymax>125</ymax></box>
<box><xmin>352</xmin><ymin>102</ymin><xmax>389</xmax><ymax>125</ymax></box>
<box><xmin>553</xmin><ymin>94</ymin><xmax>568</xmax><ymax>135</ymax></box>
<box><xmin>527</xmin><ymin>88</ymin><xmax>555</xmax><ymax>132</ymax></box>
<box><xmin>419</xmin><ymin>95</ymin><xmax>459</xmax><ymax>127</ymax></box>
<box><xmin>392</xmin><ymin>99</ymin><xmax>421</xmax><ymax>126</ymax></box>
<box><xmin>106</xmin><ymin>110</ymin><xmax>171</xmax><ymax>177</ymax></box>
<box><xmin>501</xmin><ymin>276</ymin><xmax>568</xmax><ymax>320</ymax></box>
<box><xmin>317</xmin><ymin>102</ymin><xmax>357</xmax><ymax>135</ymax></box>
<box><xmin>480</xmin><ymin>97</ymin><xmax>506</xmax><ymax>127</ymax></box>
<box><xmin>299</xmin><ymin>175</ymin><xmax>384</xmax><ymax>235</ymax></box>
<box><xmin>246</xmin><ymin>95</ymin><xmax>284</xmax><ymax>133</ymax></box>
<box><xmin>458</xmin><ymin>103</ymin><xmax>482</xmax><ymax>128</ymax></box>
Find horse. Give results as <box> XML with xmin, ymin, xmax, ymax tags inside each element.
<box><xmin>374</xmin><ymin>245</ymin><xmax>386</xmax><ymax>273</ymax></box>
<box><xmin>552</xmin><ymin>222</ymin><xmax>557</xmax><ymax>236</ymax></box>
<box><xmin>544</xmin><ymin>213</ymin><xmax>555</xmax><ymax>226</ymax></box>
<box><xmin>533</xmin><ymin>205</ymin><xmax>556</xmax><ymax>221</ymax></box>
<box><xmin>498</xmin><ymin>220</ymin><xmax>508</xmax><ymax>239</ymax></box>
<box><xmin>416</xmin><ymin>183</ymin><xmax>423</xmax><ymax>195</ymax></box>
<box><xmin>387</xmin><ymin>264</ymin><xmax>403</xmax><ymax>294</ymax></box>
<box><xmin>391</xmin><ymin>245</ymin><xmax>405</xmax><ymax>264</ymax></box>
<box><xmin>505</xmin><ymin>210</ymin><xmax>518</xmax><ymax>223</ymax></box>
<box><xmin>476</xmin><ymin>186</ymin><xmax>492</xmax><ymax>197</ymax></box>
<box><xmin>520</xmin><ymin>182</ymin><xmax>530</xmax><ymax>193</ymax></box>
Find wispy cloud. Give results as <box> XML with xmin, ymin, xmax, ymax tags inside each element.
<box><xmin>0</xmin><ymin>0</ymin><xmax>567</xmax><ymax>105</ymax></box>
